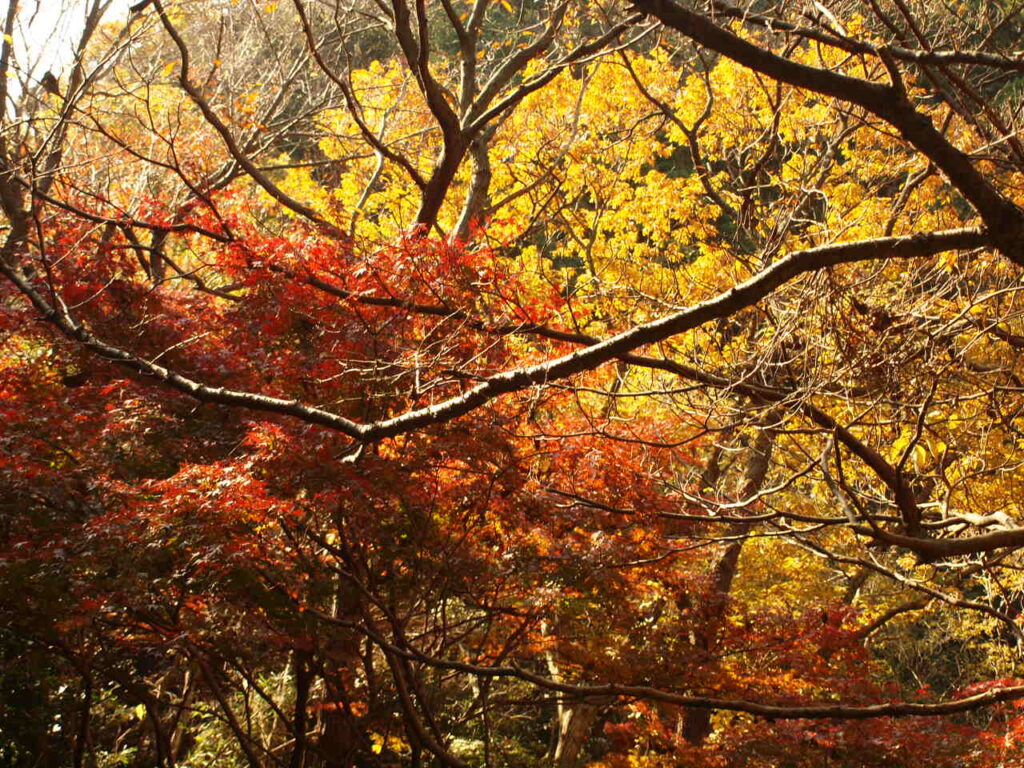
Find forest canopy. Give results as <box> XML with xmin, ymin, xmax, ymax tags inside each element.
<box><xmin>3</xmin><ymin>0</ymin><xmax>1024</xmax><ymax>766</ymax></box>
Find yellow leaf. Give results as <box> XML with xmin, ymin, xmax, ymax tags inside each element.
<box><xmin>500</xmin><ymin>0</ymin><xmax>513</xmax><ymax>11</ymax></box>
<box><xmin>162</xmin><ymin>61</ymin><xmax>176</xmax><ymax>76</ymax></box>
<box><xmin>937</xmin><ymin>251</ymin><xmax>957</xmax><ymax>272</ymax></box>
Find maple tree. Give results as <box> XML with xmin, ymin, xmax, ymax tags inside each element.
<box><xmin>3</xmin><ymin>0</ymin><xmax>1024</xmax><ymax>766</ymax></box>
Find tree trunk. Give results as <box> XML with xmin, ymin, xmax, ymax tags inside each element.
<box><xmin>553</xmin><ymin>700</ymin><xmax>602</xmax><ymax>768</ymax></box>
<box><xmin>317</xmin><ymin>576</ymin><xmax>366</xmax><ymax>768</ymax></box>
<box><xmin>682</xmin><ymin>417</ymin><xmax>777</xmax><ymax>744</ymax></box>
<box><xmin>415</xmin><ymin>137</ymin><xmax>468</xmax><ymax>230</ymax></box>
<box><xmin>290</xmin><ymin>652</ymin><xmax>311</xmax><ymax>768</ymax></box>
<box><xmin>453</xmin><ymin>128</ymin><xmax>494</xmax><ymax>241</ymax></box>
<box><xmin>72</xmin><ymin>673</ymin><xmax>92</xmax><ymax>768</ymax></box>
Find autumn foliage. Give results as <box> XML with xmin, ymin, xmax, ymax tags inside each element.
<box><xmin>3</xmin><ymin>1</ymin><xmax>1024</xmax><ymax>766</ymax></box>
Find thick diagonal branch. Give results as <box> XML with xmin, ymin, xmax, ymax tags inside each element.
<box><xmin>1</xmin><ymin>228</ymin><xmax>988</xmax><ymax>444</ymax></box>
<box><xmin>630</xmin><ymin>0</ymin><xmax>1024</xmax><ymax>263</ymax></box>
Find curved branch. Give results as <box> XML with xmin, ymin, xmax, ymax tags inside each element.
<box><xmin>630</xmin><ymin>0</ymin><xmax>1024</xmax><ymax>262</ymax></box>
<box><xmin>1</xmin><ymin>227</ymin><xmax>989</xmax><ymax>443</ymax></box>
<box><xmin>854</xmin><ymin>525</ymin><xmax>1024</xmax><ymax>561</ymax></box>
<box><xmin>310</xmin><ymin>607</ymin><xmax>1024</xmax><ymax>721</ymax></box>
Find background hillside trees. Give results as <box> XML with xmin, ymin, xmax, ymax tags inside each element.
<box><xmin>3</xmin><ymin>0</ymin><xmax>1024</xmax><ymax>766</ymax></box>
